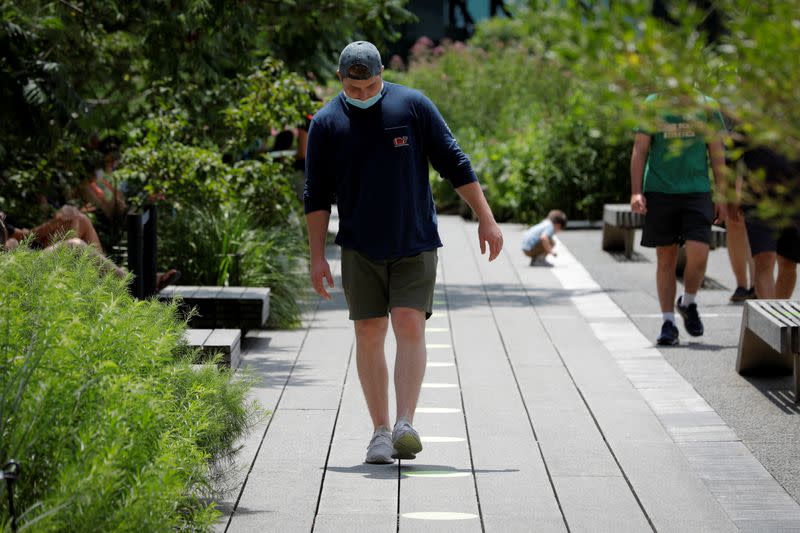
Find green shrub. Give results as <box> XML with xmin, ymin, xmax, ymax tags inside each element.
<box><xmin>114</xmin><ymin>59</ymin><xmax>313</xmax><ymax>328</ymax></box>
<box><xmin>392</xmin><ymin>39</ymin><xmax>630</xmax><ymax>222</ymax></box>
<box><xmin>0</xmin><ymin>244</ymin><xmax>260</xmax><ymax>531</ymax></box>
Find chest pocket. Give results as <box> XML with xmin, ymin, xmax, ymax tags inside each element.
<box><xmin>384</xmin><ymin>125</ymin><xmax>413</xmax><ymax>151</ymax></box>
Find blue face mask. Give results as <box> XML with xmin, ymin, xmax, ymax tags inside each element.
<box><xmin>345</xmin><ymin>84</ymin><xmax>383</xmax><ymax>109</ymax></box>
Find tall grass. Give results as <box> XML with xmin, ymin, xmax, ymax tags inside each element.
<box><xmin>0</xmin><ymin>244</ymin><xmax>260</xmax><ymax>531</ymax></box>
<box><xmin>158</xmin><ymin>203</ymin><xmax>309</xmax><ymax>329</ymax></box>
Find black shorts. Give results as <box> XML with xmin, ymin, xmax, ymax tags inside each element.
<box><xmin>745</xmin><ymin>216</ymin><xmax>800</xmax><ymax>262</ymax></box>
<box><xmin>641</xmin><ymin>192</ymin><xmax>713</xmax><ymax>248</ymax></box>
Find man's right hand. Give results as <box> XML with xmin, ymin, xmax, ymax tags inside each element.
<box><xmin>631</xmin><ymin>194</ymin><xmax>647</xmax><ymax>214</ymax></box>
<box><xmin>310</xmin><ymin>257</ymin><xmax>334</xmax><ymax>300</ymax></box>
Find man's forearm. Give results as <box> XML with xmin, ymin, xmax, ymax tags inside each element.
<box><xmin>305</xmin><ymin>210</ymin><xmax>331</xmax><ymax>260</ymax></box>
<box><xmin>630</xmin><ymin>151</ymin><xmax>646</xmax><ymax>195</ymax></box>
<box><xmin>708</xmin><ymin>140</ymin><xmax>728</xmax><ymax>199</ymax></box>
<box><xmin>455</xmin><ymin>181</ymin><xmax>494</xmax><ymax>221</ymax></box>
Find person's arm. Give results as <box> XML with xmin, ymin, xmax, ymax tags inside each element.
<box><xmin>420</xmin><ymin>94</ymin><xmax>503</xmax><ymax>261</ymax></box>
<box><xmin>303</xmin><ymin>118</ymin><xmax>336</xmax><ymax>298</ymax></box>
<box><xmin>454</xmin><ymin>182</ymin><xmax>504</xmax><ymax>261</ymax></box>
<box><xmin>708</xmin><ymin>138</ymin><xmax>728</xmax><ymax>223</ymax></box>
<box><xmin>306</xmin><ymin>210</ymin><xmax>333</xmax><ymax>300</ymax></box>
<box><xmin>630</xmin><ymin>132</ymin><xmax>651</xmax><ymax>214</ymax></box>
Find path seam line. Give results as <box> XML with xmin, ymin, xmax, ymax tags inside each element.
<box><xmin>442</xmin><ymin>249</ymin><xmax>487</xmax><ymax>532</ymax></box>
<box><xmin>502</xmin><ymin>236</ymin><xmax>657</xmax><ymax>532</ymax></box>
<box><xmin>460</xmin><ymin>222</ymin><xmax>571</xmax><ymax>532</ymax></box>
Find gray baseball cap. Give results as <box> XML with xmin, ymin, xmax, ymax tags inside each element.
<box><xmin>338</xmin><ymin>41</ymin><xmax>382</xmax><ymax>79</ymax></box>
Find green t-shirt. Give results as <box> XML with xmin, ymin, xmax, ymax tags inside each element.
<box><xmin>639</xmin><ymin>93</ymin><xmax>726</xmax><ymax>194</ymax></box>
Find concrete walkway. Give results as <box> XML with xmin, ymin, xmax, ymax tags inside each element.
<box><xmin>215</xmin><ymin>215</ymin><xmax>800</xmax><ymax>532</ymax></box>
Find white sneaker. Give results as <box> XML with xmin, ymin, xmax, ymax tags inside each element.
<box><xmin>392</xmin><ymin>417</ymin><xmax>422</xmax><ymax>460</ymax></box>
<box><xmin>365</xmin><ymin>426</ymin><xmax>395</xmax><ymax>464</ymax></box>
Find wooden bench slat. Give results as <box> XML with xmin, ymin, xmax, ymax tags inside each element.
<box><xmin>184</xmin><ymin>328</ymin><xmax>213</xmax><ymax>346</ymax></box>
<box><xmin>184</xmin><ymin>328</ymin><xmax>241</xmax><ymax>368</ymax></box>
<box><xmin>762</xmin><ymin>301</ymin><xmax>798</xmax><ymax>329</ymax></box>
<box><xmin>746</xmin><ymin>302</ymin><xmax>792</xmax><ymax>355</ymax></box>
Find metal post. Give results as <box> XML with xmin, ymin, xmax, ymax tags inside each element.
<box><xmin>2</xmin><ymin>460</ymin><xmax>20</xmax><ymax>533</ymax></box>
<box><xmin>127</xmin><ymin>205</ymin><xmax>158</xmax><ymax>299</ymax></box>
<box><xmin>143</xmin><ymin>204</ymin><xmax>157</xmax><ymax>298</ymax></box>
<box><xmin>127</xmin><ymin>212</ymin><xmax>144</xmax><ymax>299</ymax></box>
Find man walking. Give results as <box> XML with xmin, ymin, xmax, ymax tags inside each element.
<box><xmin>304</xmin><ymin>41</ymin><xmax>503</xmax><ymax>464</ymax></box>
<box><xmin>630</xmin><ymin>93</ymin><xmax>728</xmax><ymax>345</ymax></box>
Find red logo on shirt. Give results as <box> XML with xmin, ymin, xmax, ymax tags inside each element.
<box><xmin>393</xmin><ymin>136</ymin><xmax>409</xmax><ymax>147</ymax></box>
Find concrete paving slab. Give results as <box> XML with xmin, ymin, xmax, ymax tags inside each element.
<box><xmin>226</xmin><ymin>410</ymin><xmax>336</xmax><ymax>533</ymax></box>
<box><xmin>314</xmin><ymin>514</ymin><xmax>396</xmax><ymax>532</ymax></box>
<box><xmin>610</xmin><ymin>436</ymin><xmax>737</xmax><ymax>532</ymax></box>
<box><xmin>553</xmin><ymin>476</ymin><xmax>651</xmax><ymax>532</ymax></box>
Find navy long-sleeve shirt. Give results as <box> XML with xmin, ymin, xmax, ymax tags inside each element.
<box><xmin>304</xmin><ymin>81</ymin><xmax>477</xmax><ymax>260</ymax></box>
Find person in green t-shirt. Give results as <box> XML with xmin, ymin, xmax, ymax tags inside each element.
<box><xmin>630</xmin><ymin>93</ymin><xmax>728</xmax><ymax>346</ymax></box>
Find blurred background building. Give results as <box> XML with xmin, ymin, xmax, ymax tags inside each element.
<box><xmin>389</xmin><ymin>0</ymin><xmax>518</xmax><ymax>58</ymax></box>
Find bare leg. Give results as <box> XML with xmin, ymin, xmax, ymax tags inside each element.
<box><xmin>683</xmin><ymin>240</ymin><xmax>710</xmax><ymax>295</ymax></box>
<box><xmin>753</xmin><ymin>252</ymin><xmax>777</xmax><ymax>299</ymax></box>
<box><xmin>354</xmin><ymin>317</ymin><xmax>391</xmax><ymax>431</ymax></box>
<box><xmin>391</xmin><ymin>307</ymin><xmax>427</xmax><ymax>423</ymax></box>
<box><xmin>726</xmin><ymin>217</ymin><xmax>750</xmax><ymax>288</ymax></box>
<box><xmin>776</xmin><ymin>255</ymin><xmax>798</xmax><ymax>299</ymax></box>
<box><xmin>656</xmin><ymin>245</ymin><xmax>679</xmax><ymax>312</ymax></box>
<box><xmin>48</xmin><ymin>238</ymin><xmax>126</xmax><ymax>278</ymax></box>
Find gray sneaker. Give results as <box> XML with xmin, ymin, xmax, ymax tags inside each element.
<box><xmin>391</xmin><ymin>417</ymin><xmax>422</xmax><ymax>460</ymax></box>
<box><xmin>365</xmin><ymin>427</ymin><xmax>395</xmax><ymax>464</ymax></box>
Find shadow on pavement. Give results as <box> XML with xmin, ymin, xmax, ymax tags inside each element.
<box><xmin>683</xmin><ymin>342</ymin><xmax>737</xmax><ymax>351</ymax></box>
<box><xmin>443</xmin><ymin>283</ymin><xmax>622</xmax><ymax>311</ymax></box>
<box><xmin>325</xmin><ymin>464</ymin><xmax>399</xmax><ymax>480</ymax></box>
<box><xmin>399</xmin><ymin>464</ymin><xmax>519</xmax><ymax>475</ymax></box>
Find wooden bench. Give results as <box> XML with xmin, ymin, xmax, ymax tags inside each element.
<box><xmin>736</xmin><ymin>300</ymin><xmax>800</xmax><ymax>402</ymax></box>
<box><xmin>159</xmin><ymin>286</ymin><xmax>270</xmax><ymax>330</ymax></box>
<box><xmin>185</xmin><ymin>328</ymin><xmax>242</xmax><ymax>368</ymax></box>
<box><xmin>602</xmin><ymin>204</ymin><xmax>644</xmax><ymax>259</ymax></box>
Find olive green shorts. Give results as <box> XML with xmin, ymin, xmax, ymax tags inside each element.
<box><xmin>341</xmin><ymin>248</ymin><xmax>438</xmax><ymax>321</ymax></box>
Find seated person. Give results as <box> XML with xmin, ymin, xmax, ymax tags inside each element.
<box><xmin>2</xmin><ymin>205</ymin><xmax>102</xmax><ymax>251</ymax></box>
<box><xmin>521</xmin><ymin>210</ymin><xmax>567</xmax><ymax>265</ymax></box>
<box><xmin>79</xmin><ymin>136</ymin><xmax>126</xmax><ymax>223</ymax></box>
<box><xmin>2</xmin><ymin>209</ymin><xmax>124</xmax><ymax>277</ymax></box>
<box><xmin>1</xmin><ymin>210</ymin><xmax>178</xmax><ymax>291</ymax></box>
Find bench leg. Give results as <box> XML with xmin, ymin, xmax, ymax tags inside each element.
<box><xmin>737</xmin><ymin>327</ymin><xmax>795</xmax><ymax>374</ymax></box>
<box><xmin>623</xmin><ymin>229</ymin><xmax>635</xmax><ymax>259</ymax></box>
<box><xmin>602</xmin><ymin>223</ymin><xmax>635</xmax><ymax>257</ymax></box>
<box><xmin>795</xmin><ymin>353</ymin><xmax>800</xmax><ymax>404</ymax></box>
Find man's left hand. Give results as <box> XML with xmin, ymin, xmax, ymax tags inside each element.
<box><xmin>714</xmin><ymin>203</ymin><xmax>728</xmax><ymax>225</ymax></box>
<box><xmin>478</xmin><ymin>219</ymin><xmax>503</xmax><ymax>261</ymax></box>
